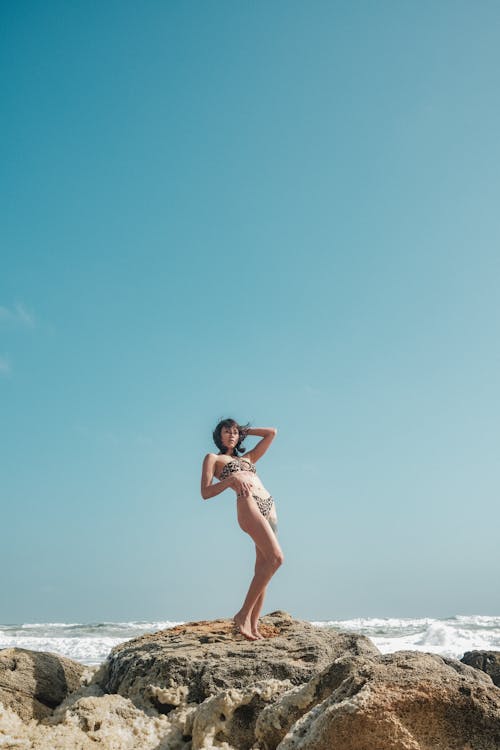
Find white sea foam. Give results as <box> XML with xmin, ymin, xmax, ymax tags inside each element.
<box><xmin>21</xmin><ymin>622</ymin><xmax>82</xmax><ymax>629</ymax></box>
<box><xmin>0</xmin><ymin>635</ymin><xmax>122</xmax><ymax>664</ymax></box>
<box><xmin>0</xmin><ymin>620</ymin><xmax>184</xmax><ymax>665</ymax></box>
<box><xmin>454</xmin><ymin>614</ymin><xmax>500</xmax><ymax>626</ymax></box>
<box><xmin>312</xmin><ymin>615</ymin><xmax>500</xmax><ymax>659</ymax></box>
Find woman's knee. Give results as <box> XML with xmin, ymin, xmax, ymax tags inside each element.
<box><xmin>257</xmin><ymin>551</ymin><xmax>283</xmax><ymax>575</ymax></box>
<box><xmin>271</xmin><ymin>550</ymin><xmax>284</xmax><ymax>570</ymax></box>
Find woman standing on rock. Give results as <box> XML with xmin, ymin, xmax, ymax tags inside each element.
<box><xmin>201</xmin><ymin>419</ymin><xmax>284</xmax><ymax>641</ymax></box>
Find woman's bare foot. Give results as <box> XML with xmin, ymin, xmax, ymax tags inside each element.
<box><xmin>251</xmin><ymin>628</ymin><xmax>264</xmax><ymax>639</ymax></box>
<box><xmin>233</xmin><ymin>614</ymin><xmax>257</xmax><ymax>641</ymax></box>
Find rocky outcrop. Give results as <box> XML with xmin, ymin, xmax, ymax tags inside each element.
<box><xmin>2</xmin><ymin>614</ymin><xmax>500</xmax><ymax>750</ymax></box>
<box><xmin>0</xmin><ymin>647</ymin><xmax>86</xmax><ymax>721</ymax></box>
<box><xmin>462</xmin><ymin>650</ymin><xmax>500</xmax><ymax>687</ymax></box>
<box><xmin>255</xmin><ymin>649</ymin><xmax>366</xmax><ymax>748</ymax></box>
<box><xmin>96</xmin><ymin>610</ymin><xmax>379</xmax><ymax>711</ymax></box>
<box><xmin>266</xmin><ymin>651</ymin><xmax>500</xmax><ymax>750</ymax></box>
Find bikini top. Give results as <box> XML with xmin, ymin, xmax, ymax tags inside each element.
<box><xmin>218</xmin><ymin>457</ymin><xmax>257</xmax><ymax>482</ymax></box>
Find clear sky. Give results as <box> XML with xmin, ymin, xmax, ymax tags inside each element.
<box><xmin>2</xmin><ymin>1</ymin><xmax>499</xmax><ymax>624</ymax></box>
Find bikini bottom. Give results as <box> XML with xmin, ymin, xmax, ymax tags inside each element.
<box><xmin>253</xmin><ymin>494</ymin><xmax>278</xmax><ymax>535</ymax></box>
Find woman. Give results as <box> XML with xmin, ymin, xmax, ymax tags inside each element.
<box><xmin>200</xmin><ymin>418</ymin><xmax>284</xmax><ymax>641</ymax></box>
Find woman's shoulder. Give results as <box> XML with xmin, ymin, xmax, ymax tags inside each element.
<box><xmin>203</xmin><ymin>452</ymin><xmax>219</xmax><ymax>464</ymax></box>
<box><xmin>204</xmin><ymin>452</ymin><xmax>233</xmax><ymax>467</ymax></box>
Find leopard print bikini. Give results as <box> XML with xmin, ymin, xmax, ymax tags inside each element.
<box><xmin>219</xmin><ymin>457</ymin><xmax>277</xmax><ymax>532</ymax></box>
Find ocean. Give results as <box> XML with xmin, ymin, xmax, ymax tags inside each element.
<box><xmin>1</xmin><ymin>615</ymin><xmax>499</xmax><ymax>666</ymax></box>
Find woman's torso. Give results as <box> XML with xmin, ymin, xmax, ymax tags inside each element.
<box><xmin>216</xmin><ymin>456</ymin><xmax>271</xmax><ymax>499</ymax></box>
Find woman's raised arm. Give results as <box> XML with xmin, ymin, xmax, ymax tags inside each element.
<box><xmin>243</xmin><ymin>427</ymin><xmax>277</xmax><ymax>463</ymax></box>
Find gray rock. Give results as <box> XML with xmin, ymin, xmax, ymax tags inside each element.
<box><xmin>96</xmin><ymin>611</ymin><xmax>379</xmax><ymax>712</ymax></box>
<box><xmin>462</xmin><ymin>650</ymin><xmax>500</xmax><ymax>687</ymax></box>
<box><xmin>0</xmin><ymin>647</ymin><xmax>86</xmax><ymax>722</ymax></box>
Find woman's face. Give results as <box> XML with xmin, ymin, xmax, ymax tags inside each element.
<box><xmin>220</xmin><ymin>424</ymin><xmax>239</xmax><ymax>452</ymax></box>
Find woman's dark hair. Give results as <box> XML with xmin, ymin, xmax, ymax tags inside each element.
<box><xmin>213</xmin><ymin>417</ymin><xmax>250</xmax><ymax>456</ymax></box>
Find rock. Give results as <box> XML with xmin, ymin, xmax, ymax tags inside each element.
<box><xmin>0</xmin><ymin>687</ymin><xmax>188</xmax><ymax>750</ymax></box>
<box><xmin>462</xmin><ymin>650</ymin><xmax>500</xmax><ymax>687</ymax></box>
<box><xmin>7</xmin><ymin>617</ymin><xmax>499</xmax><ymax>750</ymax></box>
<box><xmin>49</xmin><ymin>692</ymin><xmax>174</xmax><ymax>748</ymax></box>
<box><xmin>0</xmin><ymin>647</ymin><xmax>86</xmax><ymax>722</ymax></box>
<box><xmin>191</xmin><ymin>679</ymin><xmax>292</xmax><ymax>750</ymax></box>
<box><xmin>97</xmin><ymin>611</ymin><xmax>379</xmax><ymax>712</ymax></box>
<box><xmin>255</xmin><ymin>650</ymin><xmax>369</xmax><ymax>749</ymax></box>
<box><xmin>272</xmin><ymin>651</ymin><xmax>500</xmax><ymax>750</ymax></box>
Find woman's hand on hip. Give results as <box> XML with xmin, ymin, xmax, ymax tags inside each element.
<box><xmin>230</xmin><ymin>474</ymin><xmax>253</xmax><ymax>497</ymax></box>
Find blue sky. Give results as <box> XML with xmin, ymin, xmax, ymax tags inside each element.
<box><xmin>2</xmin><ymin>0</ymin><xmax>499</xmax><ymax>624</ymax></box>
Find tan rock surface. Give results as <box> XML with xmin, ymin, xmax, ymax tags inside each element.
<box><xmin>0</xmin><ymin>648</ymin><xmax>86</xmax><ymax>722</ymax></box>
<box><xmin>256</xmin><ymin>649</ymin><xmax>366</xmax><ymax>748</ymax></box>
<box><xmin>275</xmin><ymin>651</ymin><xmax>500</xmax><ymax>750</ymax></box>
<box><xmin>0</xmin><ymin>691</ymin><xmax>185</xmax><ymax>750</ymax></box>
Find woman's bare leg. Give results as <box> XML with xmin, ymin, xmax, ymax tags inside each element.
<box><xmin>250</xmin><ymin>547</ymin><xmax>267</xmax><ymax>637</ymax></box>
<box><xmin>233</xmin><ymin>497</ymin><xmax>284</xmax><ymax>640</ymax></box>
